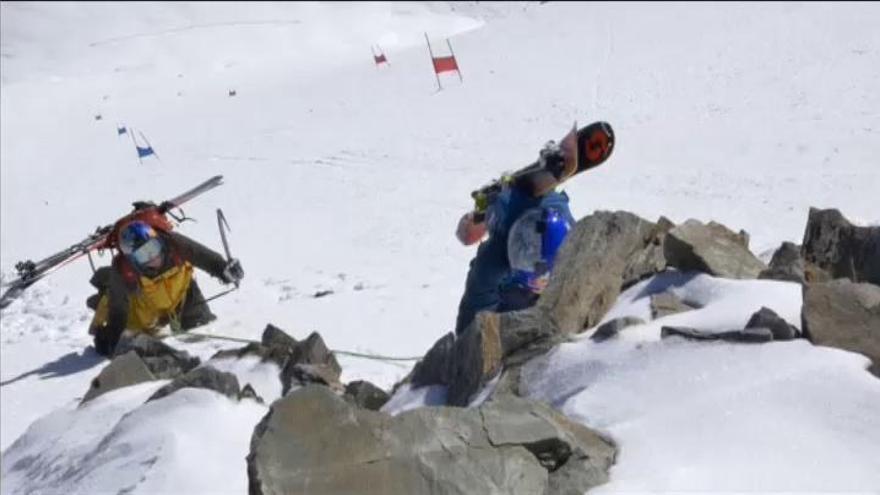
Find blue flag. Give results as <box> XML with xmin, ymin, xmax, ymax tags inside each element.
<box><xmin>117</xmin><ymin>126</ymin><xmax>127</xmax><ymax>136</ymax></box>
<box><xmin>136</xmin><ymin>145</ymin><xmax>154</xmax><ymax>158</ymax></box>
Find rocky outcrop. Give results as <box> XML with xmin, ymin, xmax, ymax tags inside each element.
<box><xmin>261</xmin><ymin>323</ymin><xmax>299</xmax><ymax>350</ymax></box>
<box><xmin>239</xmin><ymin>383</ymin><xmax>265</xmax><ymax>404</ymax></box>
<box><xmin>281</xmin><ymin>362</ymin><xmax>342</xmax><ymax>394</ymax></box>
<box><xmin>81</xmin><ymin>351</ymin><xmax>156</xmax><ymax>405</ymax></box>
<box><xmin>590</xmin><ymin>317</ymin><xmax>646</xmax><ymax>343</ymax></box>
<box><xmin>344</xmin><ymin>380</ymin><xmax>390</xmax><ymax>411</ymax></box>
<box><xmin>113</xmin><ymin>332</ymin><xmax>201</xmax><ymax>380</ymax></box>
<box><xmin>802</xmin><ymin>280</ymin><xmax>880</xmax><ymax>377</ymax></box>
<box><xmin>538</xmin><ymin>210</ymin><xmax>659</xmax><ymax>334</ymax></box>
<box><xmin>210</xmin><ymin>325</ymin><xmax>343</xmax><ymax>395</ymax></box>
<box><xmin>410</xmin><ymin>332</ymin><xmax>455</xmax><ymax>387</ymax></box>
<box><xmin>621</xmin><ymin>216</ymin><xmax>674</xmax><ymax>289</ymax></box>
<box><xmin>650</xmin><ymin>291</ymin><xmax>696</xmax><ymax>319</ymax></box>
<box><xmin>745</xmin><ymin>307</ymin><xmax>800</xmax><ymax>341</ymax></box>
<box><xmin>664</xmin><ymin>219</ymin><xmax>767</xmax><ymax>279</ymax></box>
<box><xmin>661</xmin><ymin>326</ymin><xmax>773</xmax><ymax>343</ymax></box>
<box><xmin>801</xmin><ymin>208</ymin><xmax>880</xmax><ymax>285</ymax></box>
<box><xmin>446</xmin><ymin>311</ymin><xmax>504</xmax><ymax>406</ymax></box>
<box><xmin>247</xmin><ymin>385</ymin><xmax>615</xmax><ymax>495</ymax></box>
<box><xmin>147</xmin><ymin>365</ymin><xmax>241</xmax><ymax>402</ymax></box>
<box><xmin>409</xmin><ymin>308</ymin><xmax>562</xmax><ymax>407</ymax></box>
<box><xmin>758</xmin><ymin>241</ymin><xmax>805</xmax><ymax>283</ymax></box>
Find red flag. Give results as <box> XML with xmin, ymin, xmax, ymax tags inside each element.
<box><xmin>432</xmin><ymin>55</ymin><xmax>458</xmax><ymax>75</ymax></box>
<box><xmin>374</xmin><ymin>53</ymin><xmax>388</xmax><ymax>66</ymax></box>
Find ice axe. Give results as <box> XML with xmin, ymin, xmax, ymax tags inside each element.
<box><xmin>217</xmin><ymin>208</ymin><xmax>239</xmax><ymax>289</ymax></box>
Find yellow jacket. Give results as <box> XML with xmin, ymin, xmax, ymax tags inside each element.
<box><xmin>91</xmin><ymin>262</ymin><xmax>194</xmax><ymax>335</ymax></box>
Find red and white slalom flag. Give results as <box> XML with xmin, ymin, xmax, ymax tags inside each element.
<box><xmin>372</xmin><ymin>45</ymin><xmax>389</xmax><ymax>67</ymax></box>
<box><xmin>425</xmin><ymin>33</ymin><xmax>463</xmax><ymax>90</ymax></box>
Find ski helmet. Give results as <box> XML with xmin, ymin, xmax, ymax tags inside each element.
<box><xmin>119</xmin><ymin>221</ymin><xmax>164</xmax><ymax>267</ymax></box>
<box><xmin>507</xmin><ymin>207</ymin><xmax>571</xmax><ymax>292</ymax></box>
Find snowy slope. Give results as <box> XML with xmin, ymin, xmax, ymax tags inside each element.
<box><xmin>2</xmin><ymin>2</ymin><xmax>879</xmax><ymax>493</ymax></box>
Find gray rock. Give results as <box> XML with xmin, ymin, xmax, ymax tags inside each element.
<box><xmin>292</xmin><ymin>331</ymin><xmax>342</xmax><ymax>378</ymax></box>
<box><xmin>247</xmin><ymin>385</ymin><xmax>615</xmax><ymax>495</ymax></box>
<box><xmin>591</xmin><ymin>317</ymin><xmax>646</xmax><ymax>343</ymax></box>
<box><xmin>147</xmin><ymin>365</ymin><xmax>241</xmax><ymax>402</ymax></box>
<box><xmin>81</xmin><ymin>351</ymin><xmax>156</xmax><ymax>405</ymax></box>
<box><xmin>239</xmin><ymin>383</ymin><xmax>265</xmax><ymax>404</ymax></box>
<box><xmin>758</xmin><ymin>241</ymin><xmax>805</xmax><ymax>283</ymax></box>
<box><xmin>539</xmin><ymin>210</ymin><xmax>658</xmax><ymax>334</ymax></box>
<box><xmin>802</xmin><ymin>280</ymin><xmax>880</xmax><ymax>377</ymax></box>
<box><xmin>481</xmin><ymin>395</ymin><xmax>615</xmax><ymax>489</ymax></box>
<box><xmin>447</xmin><ymin>311</ymin><xmax>503</xmax><ymax>406</ymax></box>
<box><xmin>801</xmin><ymin>208</ymin><xmax>880</xmax><ymax>285</ymax></box>
<box><xmin>664</xmin><ymin>219</ymin><xmax>767</xmax><ymax>279</ymax></box>
<box><xmin>661</xmin><ymin>326</ymin><xmax>774</xmax><ymax>343</ymax></box>
<box><xmin>113</xmin><ymin>333</ymin><xmax>200</xmax><ymax>380</ymax></box>
<box><xmin>498</xmin><ymin>308</ymin><xmax>562</xmax><ymax>364</ymax></box>
<box><xmin>408</xmin><ymin>309</ymin><xmax>561</xmax><ymax>406</ymax></box>
<box><xmin>344</xmin><ymin>380</ymin><xmax>390</xmax><ymax>411</ymax></box>
<box><xmin>746</xmin><ymin>307</ymin><xmax>800</xmax><ymax>340</ymax></box>
<box><xmin>281</xmin><ymin>362</ymin><xmax>343</xmax><ymax>395</ymax></box>
<box><xmin>258</xmin><ymin>325</ymin><xmax>343</xmax><ymax>377</ymax></box>
<box><xmin>621</xmin><ymin>216</ymin><xmax>675</xmax><ymax>289</ymax></box>
<box><xmin>650</xmin><ymin>291</ymin><xmax>696</xmax><ymax>319</ymax></box>
<box><xmin>260</xmin><ymin>323</ymin><xmax>299</xmax><ymax>351</ymax></box>
<box><xmin>410</xmin><ymin>332</ymin><xmax>455</xmax><ymax>388</ymax></box>
<box><xmin>235</xmin><ymin>325</ymin><xmax>344</xmax><ymax>396</ymax></box>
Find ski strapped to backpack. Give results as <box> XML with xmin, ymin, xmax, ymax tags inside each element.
<box><xmin>0</xmin><ymin>175</ymin><xmax>225</xmax><ymax>309</ymax></box>
<box><xmin>470</xmin><ymin>121</ymin><xmax>614</xmax><ymax>221</ymax></box>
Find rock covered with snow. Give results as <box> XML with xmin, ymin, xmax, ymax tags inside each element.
<box><xmin>590</xmin><ymin>316</ymin><xmax>646</xmax><ymax>343</ymax></box>
<box><xmin>746</xmin><ymin>306</ymin><xmax>800</xmax><ymax>341</ymax></box>
<box><xmin>650</xmin><ymin>290</ymin><xmax>697</xmax><ymax>319</ymax></box>
<box><xmin>211</xmin><ymin>324</ymin><xmax>343</xmax><ymax>394</ymax></box>
<box><xmin>148</xmin><ymin>365</ymin><xmax>242</xmax><ymax>402</ymax></box>
<box><xmin>661</xmin><ymin>325</ymin><xmax>774</xmax><ymax>343</ymax></box>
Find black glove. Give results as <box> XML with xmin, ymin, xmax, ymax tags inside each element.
<box><xmin>221</xmin><ymin>258</ymin><xmax>244</xmax><ymax>285</ymax></box>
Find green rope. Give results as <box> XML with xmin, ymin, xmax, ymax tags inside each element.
<box><xmin>179</xmin><ymin>331</ymin><xmax>423</xmax><ymax>362</ymax></box>
<box><xmin>329</xmin><ymin>349</ymin><xmax>423</xmax><ymax>362</ymax></box>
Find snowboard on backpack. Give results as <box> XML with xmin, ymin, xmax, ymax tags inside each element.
<box><xmin>471</xmin><ymin>121</ymin><xmax>614</xmax><ymax>213</ymax></box>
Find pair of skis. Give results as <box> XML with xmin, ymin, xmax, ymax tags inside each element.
<box><xmin>471</xmin><ymin>121</ymin><xmax>615</xmax><ymax>218</ymax></box>
<box><xmin>0</xmin><ymin>176</ymin><xmax>227</xmax><ymax>309</ymax></box>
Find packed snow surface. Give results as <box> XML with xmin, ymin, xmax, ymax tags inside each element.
<box><xmin>2</xmin><ymin>2</ymin><xmax>879</xmax><ymax>493</ymax></box>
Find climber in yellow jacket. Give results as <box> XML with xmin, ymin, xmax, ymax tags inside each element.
<box><xmin>88</xmin><ymin>220</ymin><xmax>243</xmax><ymax>356</ymax></box>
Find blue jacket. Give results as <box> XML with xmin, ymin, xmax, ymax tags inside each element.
<box><xmin>454</xmin><ymin>186</ymin><xmax>574</xmax><ymax>335</ymax></box>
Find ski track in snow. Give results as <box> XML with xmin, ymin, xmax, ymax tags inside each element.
<box><xmin>2</xmin><ymin>2</ymin><xmax>879</xmax><ymax>492</ymax></box>
<box><xmin>88</xmin><ymin>20</ymin><xmax>305</xmax><ymax>48</ymax></box>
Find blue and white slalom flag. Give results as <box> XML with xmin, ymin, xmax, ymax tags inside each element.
<box><xmin>130</xmin><ymin>129</ymin><xmax>160</xmax><ymax>164</ymax></box>
<box><xmin>117</xmin><ymin>124</ymin><xmax>127</xmax><ymax>136</ymax></box>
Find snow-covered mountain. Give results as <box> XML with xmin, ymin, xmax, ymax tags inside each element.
<box><xmin>2</xmin><ymin>2</ymin><xmax>878</xmax><ymax>493</ymax></box>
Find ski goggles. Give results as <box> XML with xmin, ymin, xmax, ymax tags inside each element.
<box><xmin>130</xmin><ymin>237</ymin><xmax>164</xmax><ymax>266</ymax></box>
